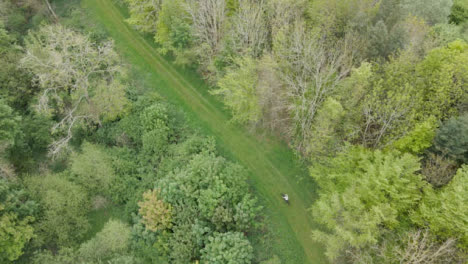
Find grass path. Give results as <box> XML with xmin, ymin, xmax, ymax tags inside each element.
<box><xmin>82</xmin><ymin>1</ymin><xmax>326</xmax><ymax>263</ymax></box>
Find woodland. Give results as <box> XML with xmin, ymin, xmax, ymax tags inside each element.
<box><xmin>0</xmin><ymin>0</ymin><xmax>467</xmax><ymax>263</ymax></box>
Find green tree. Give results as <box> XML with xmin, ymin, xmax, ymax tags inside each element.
<box><xmin>361</xmin><ymin>53</ymin><xmax>421</xmax><ymax>147</ymax></box>
<box><xmin>392</xmin><ymin>117</ymin><xmax>437</xmax><ymax>155</ymax></box>
<box><xmin>140</xmin><ymin>103</ymin><xmax>173</xmax><ymax>160</ymax></box>
<box><xmin>310</xmin><ymin>147</ymin><xmax>425</xmax><ymax>260</ymax></box>
<box><xmin>70</xmin><ymin>142</ymin><xmax>115</xmax><ymax>195</ymax></box>
<box><xmin>450</xmin><ymin>0</ymin><xmax>468</xmax><ymax>24</ymax></box>
<box><xmin>433</xmin><ymin>113</ymin><xmax>468</xmax><ymax>163</ymax></box>
<box><xmin>213</xmin><ymin>56</ymin><xmax>260</xmax><ymax>124</ymax></box>
<box><xmin>156</xmin><ymin>152</ymin><xmax>259</xmax><ymax>232</ymax></box>
<box><xmin>0</xmin><ymin>210</ymin><xmax>35</xmax><ymax>262</ymax></box>
<box><xmin>412</xmin><ymin>166</ymin><xmax>468</xmax><ymax>248</ymax></box>
<box><xmin>0</xmin><ymin>178</ymin><xmax>37</xmax><ymax>262</ymax></box>
<box><xmin>201</xmin><ymin>232</ymin><xmax>253</xmax><ymax>264</ymax></box>
<box><xmin>416</xmin><ymin>40</ymin><xmax>468</xmax><ymax>120</ymax></box>
<box><xmin>8</xmin><ymin>114</ymin><xmax>52</xmax><ymax>173</ymax></box>
<box><xmin>26</xmin><ymin>174</ymin><xmax>90</xmax><ymax>247</ymax></box>
<box><xmin>308</xmin><ymin>97</ymin><xmax>345</xmax><ymax>158</ymax></box>
<box><xmin>124</xmin><ymin>0</ymin><xmax>161</xmax><ymax>34</ymax></box>
<box><xmin>155</xmin><ymin>0</ymin><xmax>193</xmax><ymax>64</ymax></box>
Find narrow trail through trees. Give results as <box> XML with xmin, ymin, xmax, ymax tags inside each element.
<box><xmin>83</xmin><ymin>0</ymin><xmax>327</xmax><ymax>262</ymax></box>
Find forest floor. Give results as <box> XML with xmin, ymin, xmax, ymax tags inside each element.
<box><xmin>82</xmin><ymin>0</ymin><xmax>326</xmax><ymax>263</ymax></box>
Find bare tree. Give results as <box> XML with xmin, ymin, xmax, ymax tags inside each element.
<box><xmin>21</xmin><ymin>25</ymin><xmax>127</xmax><ymax>157</ymax></box>
<box><xmin>274</xmin><ymin>21</ymin><xmax>353</xmax><ymax>152</ymax></box>
<box><xmin>266</xmin><ymin>0</ymin><xmax>306</xmax><ymax>37</ymax></box>
<box><xmin>395</xmin><ymin>229</ymin><xmax>463</xmax><ymax>264</ymax></box>
<box><xmin>229</xmin><ymin>0</ymin><xmax>268</xmax><ymax>57</ymax></box>
<box><xmin>347</xmin><ymin>229</ymin><xmax>465</xmax><ymax>264</ymax></box>
<box><xmin>186</xmin><ymin>0</ymin><xmax>226</xmax><ymax>59</ymax></box>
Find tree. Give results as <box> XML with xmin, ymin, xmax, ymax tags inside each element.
<box><xmin>361</xmin><ymin>53</ymin><xmax>422</xmax><ymax>147</ymax></box>
<box><xmin>138</xmin><ymin>189</ymin><xmax>173</xmax><ymax>232</ymax></box>
<box><xmin>154</xmin><ymin>0</ymin><xmax>193</xmax><ymax>64</ymax></box>
<box><xmin>140</xmin><ymin>103</ymin><xmax>173</xmax><ymax>160</ymax></box>
<box><xmin>0</xmin><ymin>210</ymin><xmax>35</xmax><ymax>262</ymax></box>
<box><xmin>273</xmin><ymin>21</ymin><xmax>352</xmax><ymax>152</ymax></box>
<box><xmin>392</xmin><ymin>117</ymin><xmax>437</xmax><ymax>155</ymax></box>
<box><xmin>310</xmin><ymin>147</ymin><xmax>425</xmax><ymax>260</ymax></box>
<box><xmin>70</xmin><ymin>142</ymin><xmax>116</xmax><ymax>195</ymax></box>
<box><xmin>391</xmin><ymin>229</ymin><xmax>464</xmax><ymax>264</ymax></box>
<box><xmin>0</xmin><ymin>178</ymin><xmax>37</xmax><ymax>262</ymax></box>
<box><xmin>416</xmin><ymin>40</ymin><xmax>468</xmax><ymax>120</ymax></box>
<box><xmin>212</xmin><ymin>56</ymin><xmax>261</xmax><ymax>124</ymax></box>
<box><xmin>347</xmin><ymin>229</ymin><xmax>466</xmax><ymax>264</ymax></box>
<box><xmin>433</xmin><ymin>113</ymin><xmax>468</xmax><ymax>163</ymax></box>
<box><xmin>156</xmin><ymin>152</ymin><xmax>259</xmax><ymax>232</ymax></box>
<box><xmin>125</xmin><ymin>0</ymin><xmax>162</xmax><ymax>34</ymax></box>
<box><xmin>412</xmin><ymin>166</ymin><xmax>468</xmax><ymax>248</ymax></box>
<box><xmin>227</xmin><ymin>0</ymin><xmax>268</xmax><ymax>58</ymax></box>
<box><xmin>400</xmin><ymin>0</ymin><xmax>453</xmax><ymax>25</ymax></box>
<box><xmin>450</xmin><ymin>0</ymin><xmax>468</xmax><ymax>24</ymax></box>
<box><xmin>186</xmin><ymin>0</ymin><xmax>227</xmax><ymax>74</ymax></box>
<box><xmin>26</xmin><ymin>174</ymin><xmax>90</xmax><ymax>247</ymax></box>
<box><xmin>201</xmin><ymin>232</ymin><xmax>253</xmax><ymax>264</ymax></box>
<box><xmin>21</xmin><ymin>24</ymin><xmax>128</xmax><ymax>156</ymax></box>
<box><xmin>78</xmin><ymin>219</ymin><xmax>132</xmax><ymax>262</ymax></box>
<box><xmin>307</xmin><ymin>97</ymin><xmax>345</xmax><ymax>158</ymax></box>
<box><xmin>8</xmin><ymin>114</ymin><xmax>52</xmax><ymax>173</ymax></box>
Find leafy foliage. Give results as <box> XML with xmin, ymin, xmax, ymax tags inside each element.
<box><xmin>70</xmin><ymin>142</ymin><xmax>116</xmax><ymax>195</ymax></box>
<box><xmin>26</xmin><ymin>174</ymin><xmax>90</xmax><ymax>247</ymax></box>
<box><xmin>213</xmin><ymin>56</ymin><xmax>260</xmax><ymax>124</ymax></box>
<box><xmin>450</xmin><ymin>0</ymin><xmax>468</xmax><ymax>24</ymax></box>
<box><xmin>412</xmin><ymin>166</ymin><xmax>468</xmax><ymax>248</ymax></box>
<box><xmin>201</xmin><ymin>232</ymin><xmax>254</xmax><ymax>264</ymax></box>
<box><xmin>0</xmin><ymin>178</ymin><xmax>37</xmax><ymax>262</ymax></box>
<box><xmin>310</xmin><ymin>147</ymin><xmax>424</xmax><ymax>260</ymax></box>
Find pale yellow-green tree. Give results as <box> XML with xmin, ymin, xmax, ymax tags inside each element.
<box><xmin>213</xmin><ymin>56</ymin><xmax>260</xmax><ymax>124</ymax></box>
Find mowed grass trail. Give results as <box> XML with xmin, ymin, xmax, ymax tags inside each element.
<box><xmin>82</xmin><ymin>0</ymin><xmax>326</xmax><ymax>263</ymax></box>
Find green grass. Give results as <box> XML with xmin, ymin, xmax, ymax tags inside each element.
<box><xmin>81</xmin><ymin>1</ymin><xmax>327</xmax><ymax>263</ymax></box>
